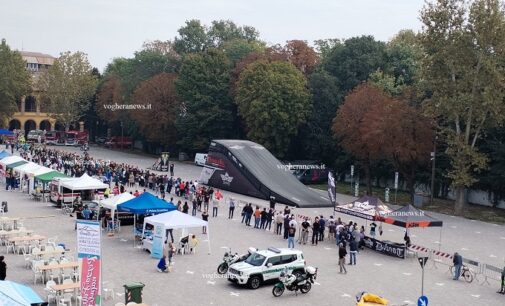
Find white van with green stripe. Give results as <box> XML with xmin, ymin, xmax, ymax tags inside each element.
<box><xmin>227</xmin><ymin>247</ymin><xmax>306</xmax><ymax>289</ymax></box>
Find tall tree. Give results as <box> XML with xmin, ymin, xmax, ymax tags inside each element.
<box><xmin>175</xmin><ymin>49</ymin><xmax>236</xmax><ymax>152</ymax></box>
<box><xmin>38</xmin><ymin>51</ymin><xmax>98</xmax><ymax>129</ymax></box>
<box><xmin>323</xmin><ymin>36</ymin><xmax>387</xmax><ymax>94</ymax></box>
<box><xmin>221</xmin><ymin>39</ymin><xmax>266</xmax><ymax>64</ymax></box>
<box><xmin>235</xmin><ymin>60</ymin><xmax>311</xmax><ymax>157</ymax></box>
<box><xmin>333</xmin><ymin>83</ymin><xmax>392</xmax><ymax>195</ymax></box>
<box><xmin>282</xmin><ymin>40</ymin><xmax>319</xmax><ymax>75</ymax></box>
<box><xmin>96</xmin><ymin>75</ymin><xmax>124</xmax><ymax>123</ymax></box>
<box><xmin>174</xmin><ymin>20</ymin><xmax>209</xmax><ymax>54</ymax></box>
<box><xmin>296</xmin><ymin>70</ymin><xmax>341</xmax><ymax>164</ymax></box>
<box><xmin>0</xmin><ymin>39</ymin><xmax>31</xmax><ymax>125</ymax></box>
<box><xmin>420</xmin><ymin>0</ymin><xmax>505</xmax><ymax>214</ymax></box>
<box><xmin>131</xmin><ymin>73</ymin><xmax>180</xmax><ymax>148</ymax></box>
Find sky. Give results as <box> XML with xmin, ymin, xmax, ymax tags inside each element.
<box><xmin>1</xmin><ymin>0</ymin><xmax>426</xmax><ymax>71</ymax></box>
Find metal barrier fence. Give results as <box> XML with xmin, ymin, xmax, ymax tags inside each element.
<box><xmin>408</xmin><ymin>244</ymin><xmax>503</xmax><ymax>286</ymax></box>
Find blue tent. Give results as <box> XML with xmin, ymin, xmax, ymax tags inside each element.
<box><xmin>0</xmin><ymin>280</ymin><xmax>44</xmax><ymax>306</ymax></box>
<box><xmin>0</xmin><ymin>150</ymin><xmax>11</xmax><ymax>159</ymax></box>
<box><xmin>117</xmin><ymin>192</ymin><xmax>177</xmax><ymax>214</ymax></box>
<box><xmin>0</xmin><ymin>129</ymin><xmax>13</xmax><ymax>136</ymax></box>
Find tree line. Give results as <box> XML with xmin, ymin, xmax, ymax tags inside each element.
<box><xmin>2</xmin><ymin>0</ymin><xmax>505</xmax><ymax>214</ymax></box>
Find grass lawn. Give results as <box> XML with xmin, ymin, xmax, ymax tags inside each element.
<box><xmin>311</xmin><ymin>182</ymin><xmax>505</xmax><ymax>225</ymax></box>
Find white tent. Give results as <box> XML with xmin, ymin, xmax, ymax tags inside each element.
<box><xmin>143</xmin><ymin>210</ymin><xmax>211</xmax><ymax>255</ymax></box>
<box><xmin>61</xmin><ymin>173</ymin><xmax>108</xmax><ymax>190</ymax></box>
<box><xmin>100</xmin><ymin>192</ymin><xmax>135</xmax><ymax>221</ymax></box>
<box><xmin>14</xmin><ymin>163</ymin><xmax>53</xmax><ymax>193</ymax></box>
<box><xmin>0</xmin><ymin>155</ymin><xmax>25</xmax><ymax>167</ymax></box>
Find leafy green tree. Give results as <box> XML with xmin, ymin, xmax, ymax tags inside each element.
<box><xmin>296</xmin><ymin>70</ymin><xmax>341</xmax><ymax>164</ymax></box>
<box><xmin>221</xmin><ymin>39</ymin><xmax>266</xmax><ymax>64</ymax></box>
<box><xmin>174</xmin><ymin>20</ymin><xmax>209</xmax><ymax>54</ymax></box>
<box><xmin>235</xmin><ymin>60</ymin><xmax>311</xmax><ymax>157</ymax></box>
<box><xmin>420</xmin><ymin>0</ymin><xmax>505</xmax><ymax>214</ymax></box>
<box><xmin>175</xmin><ymin>49</ymin><xmax>236</xmax><ymax>152</ymax></box>
<box><xmin>38</xmin><ymin>51</ymin><xmax>98</xmax><ymax>129</ymax></box>
<box><xmin>208</xmin><ymin>20</ymin><xmax>259</xmax><ymax>47</ymax></box>
<box><xmin>0</xmin><ymin>39</ymin><xmax>31</xmax><ymax>125</ymax></box>
<box><xmin>323</xmin><ymin>35</ymin><xmax>387</xmax><ymax>94</ymax></box>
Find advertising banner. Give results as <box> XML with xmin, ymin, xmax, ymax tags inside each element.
<box><xmin>151</xmin><ymin>223</ymin><xmax>165</xmax><ymax>259</ymax></box>
<box><xmin>160</xmin><ymin>152</ymin><xmax>170</xmax><ymax>172</ymax></box>
<box><xmin>327</xmin><ymin>171</ymin><xmax>336</xmax><ymax>205</ymax></box>
<box><xmin>77</xmin><ymin>220</ymin><xmax>101</xmax><ymax>306</ymax></box>
<box><xmin>363</xmin><ymin>236</ymin><xmax>406</xmax><ymax>259</ymax></box>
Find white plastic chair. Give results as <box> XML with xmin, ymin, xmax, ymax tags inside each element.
<box><xmin>32</xmin><ymin>261</ymin><xmax>44</xmax><ymax>284</ymax></box>
<box><xmin>23</xmin><ymin>253</ymin><xmax>33</xmax><ymax>269</ymax></box>
<box><xmin>61</xmin><ymin>269</ymin><xmax>74</xmax><ymax>283</ymax></box>
<box><xmin>44</xmin><ymin>280</ymin><xmax>57</xmax><ymax>304</ymax></box>
<box><xmin>58</xmin><ymin>292</ymin><xmax>73</xmax><ymax>306</ymax></box>
<box><xmin>62</xmin><ymin>278</ymin><xmax>74</xmax><ymax>294</ymax></box>
<box><xmin>102</xmin><ymin>281</ymin><xmax>115</xmax><ymax>300</ymax></box>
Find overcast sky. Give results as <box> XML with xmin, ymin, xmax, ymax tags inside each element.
<box><xmin>1</xmin><ymin>0</ymin><xmax>426</xmax><ymax>71</ymax></box>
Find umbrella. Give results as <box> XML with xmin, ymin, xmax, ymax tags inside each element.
<box><xmin>0</xmin><ymin>280</ymin><xmax>45</xmax><ymax>306</ymax></box>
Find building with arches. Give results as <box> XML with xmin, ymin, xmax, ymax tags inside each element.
<box><xmin>8</xmin><ymin>51</ymin><xmax>60</xmax><ymax>134</ymax></box>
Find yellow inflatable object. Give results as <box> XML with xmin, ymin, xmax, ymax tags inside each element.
<box><xmin>356</xmin><ymin>293</ymin><xmax>389</xmax><ymax>306</ymax></box>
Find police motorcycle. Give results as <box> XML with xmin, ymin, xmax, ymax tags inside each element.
<box><xmin>217</xmin><ymin>247</ymin><xmax>257</xmax><ymax>274</ymax></box>
<box><xmin>272</xmin><ymin>266</ymin><xmax>318</xmax><ymax>297</ymax></box>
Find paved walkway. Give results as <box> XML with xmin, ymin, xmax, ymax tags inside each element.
<box><xmin>0</xmin><ymin>145</ymin><xmax>503</xmax><ymax>306</ymax></box>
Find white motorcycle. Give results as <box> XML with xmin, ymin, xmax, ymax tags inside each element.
<box><xmin>217</xmin><ymin>247</ymin><xmax>257</xmax><ymax>274</ymax></box>
<box><xmin>272</xmin><ymin>266</ymin><xmax>317</xmax><ymax>297</ymax></box>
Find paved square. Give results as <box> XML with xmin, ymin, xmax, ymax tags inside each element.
<box><xmin>1</xmin><ymin>146</ymin><xmax>504</xmax><ymax>306</ymax></box>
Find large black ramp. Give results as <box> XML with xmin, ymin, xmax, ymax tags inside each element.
<box><xmin>198</xmin><ymin>139</ymin><xmax>331</xmax><ymax>207</ymax></box>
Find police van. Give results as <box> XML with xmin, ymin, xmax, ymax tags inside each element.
<box><xmin>227</xmin><ymin>247</ymin><xmax>306</xmax><ymax>289</ymax></box>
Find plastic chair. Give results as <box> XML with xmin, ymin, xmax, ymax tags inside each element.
<box><xmin>102</xmin><ymin>281</ymin><xmax>115</xmax><ymax>300</ymax></box>
<box><xmin>23</xmin><ymin>253</ymin><xmax>33</xmax><ymax>269</ymax></box>
<box><xmin>44</xmin><ymin>280</ymin><xmax>57</xmax><ymax>304</ymax></box>
<box><xmin>58</xmin><ymin>292</ymin><xmax>73</xmax><ymax>306</ymax></box>
<box><xmin>32</xmin><ymin>261</ymin><xmax>44</xmax><ymax>284</ymax></box>
<box><xmin>61</xmin><ymin>268</ymin><xmax>74</xmax><ymax>283</ymax></box>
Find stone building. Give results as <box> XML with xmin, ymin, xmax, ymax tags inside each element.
<box><xmin>8</xmin><ymin>51</ymin><xmax>60</xmax><ymax>133</ymax></box>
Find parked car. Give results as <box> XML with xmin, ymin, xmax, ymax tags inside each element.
<box><xmin>294</xmin><ymin>167</ymin><xmax>330</xmax><ymax>184</ymax></box>
<box><xmin>105</xmin><ymin>136</ymin><xmax>133</xmax><ymax>149</ymax></box>
<box><xmin>27</xmin><ymin>130</ymin><xmax>44</xmax><ymax>143</ymax></box>
<box><xmin>95</xmin><ymin>136</ymin><xmax>108</xmax><ymax>144</ymax></box>
<box><xmin>194</xmin><ymin>153</ymin><xmax>208</xmax><ymax>166</ymax></box>
<box><xmin>227</xmin><ymin>247</ymin><xmax>306</xmax><ymax>289</ymax></box>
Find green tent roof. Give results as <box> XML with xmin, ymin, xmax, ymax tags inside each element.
<box><xmin>35</xmin><ymin>171</ymin><xmax>69</xmax><ymax>183</ymax></box>
<box><xmin>6</xmin><ymin>160</ymin><xmax>28</xmax><ymax>169</ymax></box>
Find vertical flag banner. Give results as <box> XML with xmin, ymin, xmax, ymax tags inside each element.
<box><xmin>151</xmin><ymin>223</ymin><xmax>165</xmax><ymax>259</ymax></box>
<box><xmin>77</xmin><ymin>220</ymin><xmax>102</xmax><ymax>306</ymax></box>
<box><xmin>327</xmin><ymin>171</ymin><xmax>336</xmax><ymax>205</ymax></box>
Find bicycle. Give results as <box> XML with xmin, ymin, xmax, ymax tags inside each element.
<box><xmin>450</xmin><ymin>265</ymin><xmax>474</xmax><ymax>283</ymax></box>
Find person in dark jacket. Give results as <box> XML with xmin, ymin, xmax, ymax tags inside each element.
<box><xmin>0</xmin><ymin>256</ymin><xmax>6</xmax><ymax>280</ymax></box>
<box><xmin>318</xmin><ymin>216</ymin><xmax>325</xmax><ymax>241</ymax></box>
<box><xmin>157</xmin><ymin>255</ymin><xmax>169</xmax><ymax>272</ymax></box>
<box><xmin>452</xmin><ymin>252</ymin><xmax>463</xmax><ymax>280</ymax></box>
<box><xmin>349</xmin><ymin>239</ymin><xmax>358</xmax><ymax>265</ymax></box>
<box><xmin>338</xmin><ymin>243</ymin><xmax>347</xmax><ymax>274</ymax></box>
<box><xmin>498</xmin><ymin>266</ymin><xmax>505</xmax><ymax>294</ymax></box>
<box><xmin>311</xmin><ymin>217</ymin><xmax>320</xmax><ymax>245</ymax></box>
<box><xmin>265</xmin><ymin>209</ymin><xmax>273</xmax><ymax>231</ymax></box>
<box><xmin>260</xmin><ymin>208</ymin><xmax>267</xmax><ymax>229</ymax></box>
<box><xmin>283</xmin><ymin>215</ymin><xmax>290</xmax><ymax>239</ymax></box>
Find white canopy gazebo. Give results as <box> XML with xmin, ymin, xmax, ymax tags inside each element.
<box><xmin>100</xmin><ymin>192</ymin><xmax>135</xmax><ymax>223</ymax></box>
<box><xmin>61</xmin><ymin>173</ymin><xmax>108</xmax><ymax>191</ymax></box>
<box><xmin>0</xmin><ymin>155</ymin><xmax>25</xmax><ymax>167</ymax></box>
<box><xmin>14</xmin><ymin>163</ymin><xmax>53</xmax><ymax>194</ymax></box>
<box><xmin>143</xmin><ymin>210</ymin><xmax>211</xmax><ymax>256</ymax></box>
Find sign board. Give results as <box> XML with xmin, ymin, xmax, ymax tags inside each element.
<box><xmin>77</xmin><ymin>220</ymin><xmax>101</xmax><ymax>306</ymax></box>
<box><xmin>350</xmin><ymin>165</ymin><xmax>354</xmax><ymax>177</ymax></box>
<box><xmin>418</xmin><ymin>256</ymin><xmax>428</xmax><ymax>268</ymax></box>
<box><xmin>327</xmin><ymin>171</ymin><xmax>336</xmax><ymax>205</ymax></box>
<box><xmin>394</xmin><ymin>172</ymin><xmax>399</xmax><ymax>189</ymax></box>
<box><xmin>417</xmin><ymin>295</ymin><xmax>428</xmax><ymax>306</ymax></box>
<box><xmin>362</xmin><ymin>236</ymin><xmax>405</xmax><ymax>259</ymax></box>
<box><xmin>160</xmin><ymin>152</ymin><xmax>170</xmax><ymax>172</ymax></box>
<box><xmin>354</xmin><ymin>181</ymin><xmax>359</xmax><ymax>197</ymax></box>
<box><xmin>151</xmin><ymin>223</ymin><xmax>165</xmax><ymax>259</ymax></box>
<box><xmin>385</xmin><ymin>188</ymin><xmax>390</xmax><ymax>203</ymax></box>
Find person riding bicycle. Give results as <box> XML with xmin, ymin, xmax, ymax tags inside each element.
<box><xmin>452</xmin><ymin>252</ymin><xmax>463</xmax><ymax>280</ymax></box>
